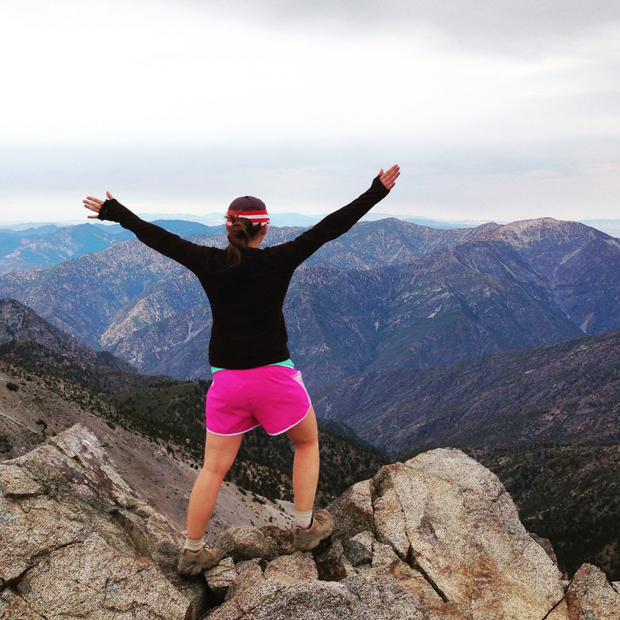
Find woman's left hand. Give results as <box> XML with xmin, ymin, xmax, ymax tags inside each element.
<box><xmin>379</xmin><ymin>165</ymin><xmax>400</xmax><ymax>190</ymax></box>
<box><xmin>83</xmin><ymin>191</ymin><xmax>114</xmax><ymax>219</ymax></box>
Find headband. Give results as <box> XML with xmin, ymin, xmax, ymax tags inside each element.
<box><xmin>225</xmin><ymin>196</ymin><xmax>269</xmax><ymax>229</ymax></box>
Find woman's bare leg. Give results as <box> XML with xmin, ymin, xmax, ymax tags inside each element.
<box><xmin>185</xmin><ymin>431</ymin><xmax>243</xmax><ymax>540</ymax></box>
<box><xmin>285</xmin><ymin>407</ymin><xmax>320</xmax><ymax>512</ymax></box>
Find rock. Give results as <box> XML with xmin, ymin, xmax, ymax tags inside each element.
<box><xmin>207</xmin><ymin>578</ymin><xmax>289</xmax><ymax>618</ymax></box>
<box><xmin>224</xmin><ymin>526</ymin><xmax>278</xmax><ymax>562</ymax></box>
<box><xmin>373</xmin><ymin>481</ymin><xmax>409</xmax><ymax>559</ymax></box>
<box><xmin>529</xmin><ymin>531</ymin><xmax>558</xmax><ymax>565</ymax></box>
<box><xmin>0</xmin><ymin>464</ymin><xmax>44</xmax><ymax>497</ymax></box>
<box><xmin>0</xmin><ymin>424</ymin><xmax>209</xmax><ymax>620</ymax></box>
<box><xmin>371</xmin><ymin>541</ymin><xmax>401</xmax><ymax>569</ymax></box>
<box><xmin>234</xmin><ymin>558</ymin><xmax>268</xmax><ymax>575</ymax></box>
<box><xmin>546</xmin><ymin>599</ymin><xmax>570</xmax><ymax>619</ymax></box>
<box><xmin>225</xmin><ymin>562</ymin><xmax>264</xmax><ymax>601</ymax></box>
<box><xmin>260</xmin><ymin>525</ymin><xmax>296</xmax><ymax>556</ymax></box>
<box><xmin>326</xmin><ymin>479</ymin><xmax>375</xmax><ymax>540</ymax></box>
<box><xmin>16</xmin><ymin>532</ymin><xmax>191</xmax><ymax>620</ymax></box>
<box><xmin>205</xmin><ymin>601</ymin><xmax>246</xmax><ymax>620</ymax></box>
<box><xmin>205</xmin><ymin>557</ymin><xmax>237</xmax><ymax>602</ymax></box>
<box><xmin>0</xmin><ymin>588</ymin><xmax>46</xmax><ymax>619</ymax></box>
<box><xmin>565</xmin><ymin>563</ymin><xmax>620</xmax><ymax>619</ymax></box>
<box><xmin>211</xmin><ymin>569</ymin><xmax>465</xmax><ymax>620</ymax></box>
<box><xmin>6</xmin><ymin>423</ymin><xmax>611</xmax><ymax>620</ymax></box>
<box><xmin>233</xmin><ymin>579</ymin><xmax>368</xmax><ymax>620</ymax></box>
<box><xmin>213</xmin><ymin>530</ymin><xmax>235</xmax><ymax>558</ymax></box>
<box><xmin>112</xmin><ymin>508</ymin><xmax>184</xmax><ymax>572</ymax></box>
<box><xmin>613</xmin><ymin>581</ymin><xmax>620</xmax><ymax>595</ymax></box>
<box><xmin>345</xmin><ymin>570</ymin><xmax>466</xmax><ymax>620</ymax></box>
<box><xmin>313</xmin><ymin>540</ymin><xmax>350</xmax><ymax>582</ymax></box>
<box><xmin>343</xmin><ymin>530</ymin><xmax>374</xmax><ymax>567</ymax></box>
<box><xmin>383</xmin><ymin>560</ymin><xmax>445</xmax><ymax>609</ymax></box>
<box><xmin>369</xmin><ymin>448</ymin><xmax>565</xmax><ymax>619</ymax></box>
<box><xmin>264</xmin><ymin>551</ymin><xmax>318</xmax><ymax>583</ymax></box>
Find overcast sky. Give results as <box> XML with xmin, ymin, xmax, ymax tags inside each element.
<box><xmin>1</xmin><ymin>0</ymin><xmax>619</xmax><ymax>224</ymax></box>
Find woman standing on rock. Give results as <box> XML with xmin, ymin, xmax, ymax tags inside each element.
<box><xmin>83</xmin><ymin>165</ymin><xmax>399</xmax><ymax>575</ymax></box>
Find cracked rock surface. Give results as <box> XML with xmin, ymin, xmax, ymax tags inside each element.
<box><xmin>204</xmin><ymin>448</ymin><xmax>620</xmax><ymax>620</ymax></box>
<box><xmin>3</xmin><ymin>426</ymin><xmax>619</xmax><ymax>620</ymax></box>
<box><xmin>0</xmin><ymin>423</ymin><xmax>208</xmax><ymax>620</ymax></box>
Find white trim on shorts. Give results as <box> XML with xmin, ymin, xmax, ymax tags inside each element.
<box><xmin>206</xmin><ymin>423</ymin><xmax>261</xmax><ymax>437</ymax></box>
<box><xmin>268</xmin><ymin>404</ymin><xmax>312</xmax><ymax>436</ymax></box>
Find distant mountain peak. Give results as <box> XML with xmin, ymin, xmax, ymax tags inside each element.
<box><xmin>467</xmin><ymin>216</ymin><xmax>603</xmax><ymax>247</ymax></box>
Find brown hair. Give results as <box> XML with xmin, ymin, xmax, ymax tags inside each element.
<box><xmin>225</xmin><ymin>213</ymin><xmax>264</xmax><ymax>268</ymax></box>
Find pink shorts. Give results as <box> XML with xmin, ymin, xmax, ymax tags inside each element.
<box><xmin>205</xmin><ymin>365</ymin><xmax>312</xmax><ymax>436</ymax></box>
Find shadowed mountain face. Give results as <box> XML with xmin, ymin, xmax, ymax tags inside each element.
<box><xmin>0</xmin><ymin>298</ymin><xmax>177</xmax><ymax>393</ymax></box>
<box><xmin>0</xmin><ymin>217</ymin><xmax>618</xmax><ymax>389</ymax></box>
<box><xmin>313</xmin><ymin>328</ymin><xmax>620</xmax><ymax>455</ymax></box>
<box><xmin>469</xmin><ymin>218</ymin><xmax>620</xmax><ymax>335</ymax></box>
<box><xmin>0</xmin><ymin>298</ymin><xmax>133</xmax><ymax>373</ymax></box>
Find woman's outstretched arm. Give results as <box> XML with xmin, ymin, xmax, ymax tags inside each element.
<box><xmin>269</xmin><ymin>165</ymin><xmax>400</xmax><ymax>268</ymax></box>
<box><xmin>83</xmin><ymin>192</ymin><xmax>214</xmax><ymax>272</ymax></box>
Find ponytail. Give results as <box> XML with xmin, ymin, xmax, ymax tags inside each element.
<box><xmin>225</xmin><ymin>214</ymin><xmax>264</xmax><ymax>268</ymax></box>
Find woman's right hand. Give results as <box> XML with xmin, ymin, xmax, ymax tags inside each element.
<box><xmin>379</xmin><ymin>165</ymin><xmax>400</xmax><ymax>190</ymax></box>
<box><xmin>83</xmin><ymin>191</ymin><xmax>114</xmax><ymax>219</ymax></box>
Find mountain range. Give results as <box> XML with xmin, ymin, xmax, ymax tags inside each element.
<box><xmin>2</xmin><ymin>212</ymin><xmax>619</xmax><ymax>274</ymax></box>
<box><xmin>313</xmin><ymin>327</ymin><xmax>620</xmax><ymax>455</ymax></box>
<box><xmin>1</xmin><ymin>217</ymin><xmax>619</xmax><ymax>391</ymax></box>
<box><xmin>2</xmin><ymin>213</ymin><xmax>620</xmax><ymax>579</ymax></box>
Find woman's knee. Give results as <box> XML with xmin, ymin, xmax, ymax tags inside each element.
<box><xmin>291</xmin><ymin>432</ymin><xmax>319</xmax><ymax>450</ymax></box>
<box><xmin>201</xmin><ymin>458</ymin><xmax>232</xmax><ymax>479</ymax></box>
<box><xmin>202</xmin><ymin>432</ymin><xmax>243</xmax><ymax>478</ymax></box>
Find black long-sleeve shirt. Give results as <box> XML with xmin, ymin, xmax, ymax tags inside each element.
<box><xmin>97</xmin><ymin>176</ymin><xmax>390</xmax><ymax>369</ymax></box>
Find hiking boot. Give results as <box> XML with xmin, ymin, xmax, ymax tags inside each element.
<box><xmin>293</xmin><ymin>509</ymin><xmax>333</xmax><ymax>551</ymax></box>
<box><xmin>177</xmin><ymin>545</ymin><xmax>221</xmax><ymax>576</ymax></box>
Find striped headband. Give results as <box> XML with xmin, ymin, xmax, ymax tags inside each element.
<box><xmin>226</xmin><ymin>196</ymin><xmax>269</xmax><ymax>229</ymax></box>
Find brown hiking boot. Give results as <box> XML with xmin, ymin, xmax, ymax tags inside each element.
<box><xmin>177</xmin><ymin>545</ymin><xmax>221</xmax><ymax>576</ymax></box>
<box><xmin>293</xmin><ymin>509</ymin><xmax>333</xmax><ymax>551</ymax></box>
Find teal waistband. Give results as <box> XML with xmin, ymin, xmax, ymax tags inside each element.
<box><xmin>211</xmin><ymin>359</ymin><xmax>295</xmax><ymax>374</ymax></box>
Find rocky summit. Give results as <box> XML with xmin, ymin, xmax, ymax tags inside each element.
<box><xmin>2</xmin><ymin>425</ymin><xmax>619</xmax><ymax>619</ymax></box>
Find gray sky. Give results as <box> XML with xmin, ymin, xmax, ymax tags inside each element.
<box><xmin>1</xmin><ymin>0</ymin><xmax>619</xmax><ymax>223</ymax></box>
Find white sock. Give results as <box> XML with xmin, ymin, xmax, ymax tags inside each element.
<box><xmin>295</xmin><ymin>510</ymin><xmax>313</xmax><ymax>529</ymax></box>
<box><xmin>184</xmin><ymin>537</ymin><xmax>203</xmax><ymax>552</ymax></box>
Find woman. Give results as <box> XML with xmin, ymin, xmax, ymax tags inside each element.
<box><xmin>83</xmin><ymin>164</ymin><xmax>399</xmax><ymax>576</ymax></box>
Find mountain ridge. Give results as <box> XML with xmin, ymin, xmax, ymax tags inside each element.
<box><xmin>2</xmin><ymin>217</ymin><xmax>618</xmax><ymax>389</ymax></box>
<box><xmin>314</xmin><ymin>327</ymin><xmax>620</xmax><ymax>454</ymax></box>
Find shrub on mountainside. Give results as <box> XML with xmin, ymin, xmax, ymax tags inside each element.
<box><xmin>0</xmin><ymin>432</ymin><xmax>11</xmax><ymax>453</ymax></box>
